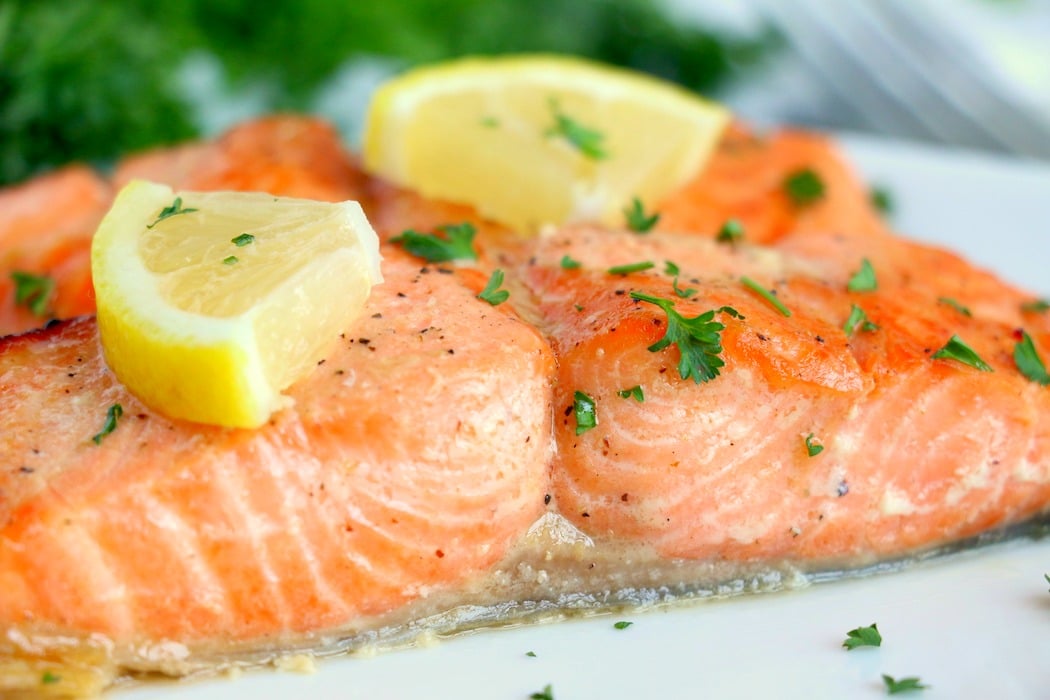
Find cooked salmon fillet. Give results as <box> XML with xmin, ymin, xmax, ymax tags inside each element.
<box><xmin>0</xmin><ymin>115</ymin><xmax>1048</xmax><ymax>697</ymax></box>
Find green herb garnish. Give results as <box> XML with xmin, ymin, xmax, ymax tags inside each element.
<box><xmin>1044</xmin><ymin>573</ymin><xmax>1050</xmax><ymax>592</ymax></box>
<box><xmin>847</xmin><ymin>258</ymin><xmax>878</xmax><ymax>292</ymax></box>
<box><xmin>613</xmin><ymin>620</ymin><xmax>633</xmax><ymax>630</ymax></box>
<box><xmin>804</xmin><ymin>433</ymin><xmax>824</xmax><ymax>457</ymax></box>
<box><xmin>870</xmin><ymin>186</ymin><xmax>894</xmax><ymax>216</ymax></box>
<box><xmin>10</xmin><ymin>270</ymin><xmax>54</xmax><ymax>317</ymax></box>
<box><xmin>91</xmin><ymin>403</ymin><xmax>123</xmax><ymax>445</ymax></box>
<box><xmin>608</xmin><ymin>261</ymin><xmax>654</xmax><ymax>276</ymax></box>
<box><xmin>783</xmin><ymin>168</ymin><xmax>825</xmax><ymax>206</ymax></box>
<box><xmin>1013</xmin><ymin>330</ymin><xmax>1050</xmax><ymax>385</ymax></box>
<box><xmin>231</xmin><ymin>233</ymin><xmax>255</xmax><ymax>247</ymax></box>
<box><xmin>41</xmin><ymin>671</ymin><xmax>61</xmax><ymax>685</ymax></box>
<box><xmin>741</xmin><ymin>276</ymin><xmax>791</xmax><ymax>317</ymax></box>
<box><xmin>617</xmin><ymin>385</ymin><xmax>644</xmax><ymax>402</ymax></box>
<box><xmin>525</xmin><ymin>650</ymin><xmax>537</xmax><ymax>657</ymax></box>
<box><xmin>664</xmin><ymin>261</ymin><xmax>697</xmax><ymax>299</ymax></box>
<box><xmin>560</xmin><ymin>254</ymin><xmax>582</xmax><ymax>270</ymax></box>
<box><xmin>1021</xmin><ymin>299</ymin><xmax>1049</xmax><ymax>314</ymax></box>
<box><xmin>480</xmin><ymin>116</ymin><xmax>500</xmax><ymax>128</ymax></box>
<box><xmin>882</xmin><ymin>674</ymin><xmax>928</xmax><ymax>695</ymax></box>
<box><xmin>530</xmin><ymin>684</ymin><xmax>555</xmax><ymax>700</ymax></box>
<box><xmin>390</xmin><ymin>222</ymin><xmax>477</xmax><ymax>262</ymax></box>
<box><xmin>716</xmin><ymin>218</ymin><xmax>744</xmax><ymax>243</ymax></box>
<box><xmin>629</xmin><ymin>292</ymin><xmax>742</xmax><ymax>383</ymax></box>
<box><xmin>624</xmin><ymin>197</ymin><xmax>660</xmax><ymax>233</ymax></box>
<box><xmin>546</xmin><ymin>99</ymin><xmax>607</xmax><ymax>160</ymax></box>
<box><xmin>222</xmin><ymin>255</ymin><xmax>238</xmax><ymax>265</ymax></box>
<box><xmin>937</xmin><ymin>297</ymin><xmax>971</xmax><ymax>317</ymax></box>
<box><xmin>842</xmin><ymin>623</ymin><xmax>881</xmax><ymax>650</ymax></box>
<box><xmin>843</xmin><ymin>304</ymin><xmax>878</xmax><ymax>336</ymax></box>
<box><xmin>477</xmin><ymin>269</ymin><xmax>510</xmax><ymax>306</ymax></box>
<box><xmin>573</xmin><ymin>391</ymin><xmax>597</xmax><ymax>435</ymax></box>
<box><xmin>147</xmin><ymin>196</ymin><xmax>198</xmax><ymax>229</ymax></box>
<box><xmin>931</xmin><ymin>334</ymin><xmax>992</xmax><ymax>372</ymax></box>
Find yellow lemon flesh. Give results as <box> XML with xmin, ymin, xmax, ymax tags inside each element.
<box><xmin>362</xmin><ymin>54</ymin><xmax>730</xmax><ymax>232</ymax></box>
<box><xmin>91</xmin><ymin>180</ymin><xmax>382</xmax><ymax>428</ymax></box>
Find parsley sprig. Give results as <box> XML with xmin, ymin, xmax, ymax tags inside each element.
<box><xmin>477</xmin><ymin>269</ymin><xmax>510</xmax><ymax>306</ymax></box>
<box><xmin>1014</xmin><ymin>330</ymin><xmax>1049</xmax><ymax>385</ymax></box>
<box><xmin>147</xmin><ymin>197</ymin><xmax>198</xmax><ymax>229</ymax></box>
<box><xmin>842</xmin><ymin>623</ymin><xmax>881</xmax><ymax>650</ymax></box>
<box><xmin>624</xmin><ymin>197</ymin><xmax>660</xmax><ymax>232</ymax></box>
<box><xmin>663</xmin><ymin>261</ymin><xmax>697</xmax><ymax>299</ymax></box>
<box><xmin>783</xmin><ymin>168</ymin><xmax>825</xmax><ymax>206</ymax></box>
<box><xmin>882</xmin><ymin>674</ymin><xmax>928</xmax><ymax>695</ymax></box>
<box><xmin>741</xmin><ymin>276</ymin><xmax>791</xmax><ymax>316</ymax></box>
<box><xmin>629</xmin><ymin>292</ymin><xmax>742</xmax><ymax>383</ymax></box>
<box><xmin>573</xmin><ymin>391</ymin><xmax>597</xmax><ymax>435</ymax></box>
<box><xmin>717</xmin><ymin>218</ymin><xmax>744</xmax><ymax>243</ymax></box>
<box><xmin>608</xmin><ymin>261</ymin><xmax>654</xmax><ymax>276</ymax></box>
<box><xmin>10</xmin><ymin>270</ymin><xmax>54</xmax><ymax>317</ymax></box>
<box><xmin>91</xmin><ymin>404</ymin><xmax>123</xmax><ymax>445</ymax></box>
<box><xmin>546</xmin><ymin>99</ymin><xmax>607</xmax><ymax>160</ymax></box>
<box><xmin>617</xmin><ymin>385</ymin><xmax>644</xmax><ymax>402</ymax></box>
<box><xmin>391</xmin><ymin>222</ymin><xmax>477</xmax><ymax>262</ymax></box>
<box><xmin>843</xmin><ymin>304</ymin><xmax>878</xmax><ymax>336</ymax></box>
<box><xmin>932</xmin><ymin>334</ymin><xmax>992</xmax><ymax>372</ymax></box>
<box><xmin>847</xmin><ymin>258</ymin><xmax>878</xmax><ymax>292</ymax></box>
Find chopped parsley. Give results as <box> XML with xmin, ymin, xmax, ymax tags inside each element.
<box><xmin>783</xmin><ymin>168</ymin><xmax>825</xmax><ymax>206</ymax></box>
<box><xmin>1045</xmin><ymin>573</ymin><xmax>1050</xmax><ymax>592</ymax></box>
<box><xmin>546</xmin><ymin>99</ymin><xmax>607</xmax><ymax>160</ymax></box>
<box><xmin>623</xmin><ymin>197</ymin><xmax>660</xmax><ymax>233</ymax></box>
<box><xmin>530</xmin><ymin>684</ymin><xmax>555</xmax><ymax>700</ymax></box>
<box><xmin>147</xmin><ymin>196</ymin><xmax>198</xmax><ymax>229</ymax></box>
<box><xmin>613</xmin><ymin>620</ymin><xmax>633</xmax><ymax>630</ymax></box>
<box><xmin>608</xmin><ymin>261</ymin><xmax>655</xmax><ymax>276</ymax></box>
<box><xmin>842</xmin><ymin>623</ymin><xmax>881</xmax><ymax>650</ymax></box>
<box><xmin>560</xmin><ymin>254</ymin><xmax>582</xmax><ymax>270</ymax></box>
<box><xmin>717</xmin><ymin>218</ymin><xmax>744</xmax><ymax>243</ymax></box>
<box><xmin>573</xmin><ymin>391</ymin><xmax>597</xmax><ymax>435</ymax></box>
<box><xmin>222</xmin><ymin>255</ymin><xmax>238</xmax><ymax>265</ymax></box>
<box><xmin>617</xmin><ymin>385</ymin><xmax>644</xmax><ymax>402</ymax></box>
<box><xmin>937</xmin><ymin>297</ymin><xmax>972</xmax><ymax>317</ymax></box>
<box><xmin>741</xmin><ymin>276</ymin><xmax>791</xmax><ymax>317</ymax></box>
<box><xmin>844</xmin><ymin>304</ymin><xmax>878</xmax><ymax>336</ymax></box>
<box><xmin>882</xmin><ymin>674</ymin><xmax>928</xmax><ymax>695</ymax></box>
<box><xmin>480</xmin><ymin>116</ymin><xmax>500</xmax><ymax>128</ymax></box>
<box><xmin>664</xmin><ymin>261</ymin><xmax>697</xmax><ymax>299</ymax></box>
<box><xmin>847</xmin><ymin>258</ymin><xmax>878</xmax><ymax>292</ymax></box>
<box><xmin>1013</xmin><ymin>330</ymin><xmax>1049</xmax><ymax>385</ymax></box>
<box><xmin>231</xmin><ymin>233</ymin><xmax>255</xmax><ymax>247</ymax></box>
<box><xmin>931</xmin><ymin>334</ymin><xmax>992</xmax><ymax>372</ymax></box>
<box><xmin>629</xmin><ymin>291</ymin><xmax>742</xmax><ymax>384</ymax></box>
<box><xmin>390</xmin><ymin>222</ymin><xmax>477</xmax><ymax>262</ymax></box>
<box><xmin>91</xmin><ymin>404</ymin><xmax>123</xmax><ymax>445</ymax></box>
<box><xmin>870</xmin><ymin>186</ymin><xmax>894</xmax><ymax>216</ymax></box>
<box><xmin>10</xmin><ymin>270</ymin><xmax>54</xmax><ymax>317</ymax></box>
<box><xmin>477</xmin><ymin>269</ymin><xmax>510</xmax><ymax>306</ymax></box>
<box><xmin>804</xmin><ymin>433</ymin><xmax>824</xmax><ymax>457</ymax></box>
<box><xmin>525</xmin><ymin>650</ymin><xmax>537</xmax><ymax>658</ymax></box>
<box><xmin>1021</xmin><ymin>299</ymin><xmax>1049</xmax><ymax>314</ymax></box>
<box><xmin>41</xmin><ymin>671</ymin><xmax>61</xmax><ymax>685</ymax></box>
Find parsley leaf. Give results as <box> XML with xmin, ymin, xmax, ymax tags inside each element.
<box><xmin>842</xmin><ymin>623</ymin><xmax>881</xmax><ymax>650</ymax></box>
<box><xmin>41</xmin><ymin>671</ymin><xmax>61</xmax><ymax>685</ymax></box>
<box><xmin>477</xmin><ymin>269</ymin><xmax>510</xmax><ymax>306</ymax></box>
<box><xmin>932</xmin><ymin>334</ymin><xmax>993</xmax><ymax>372</ymax></box>
<box><xmin>613</xmin><ymin>620</ymin><xmax>633</xmax><ymax>629</ymax></box>
<box><xmin>525</xmin><ymin>650</ymin><xmax>537</xmax><ymax>657</ymax></box>
<box><xmin>664</xmin><ymin>261</ymin><xmax>697</xmax><ymax>299</ymax></box>
<box><xmin>741</xmin><ymin>276</ymin><xmax>791</xmax><ymax>317</ymax></box>
<box><xmin>573</xmin><ymin>391</ymin><xmax>597</xmax><ymax>435</ymax></box>
<box><xmin>617</xmin><ymin>385</ymin><xmax>644</xmax><ymax>402</ymax></box>
<box><xmin>231</xmin><ymin>233</ymin><xmax>255</xmax><ymax>247</ymax></box>
<box><xmin>608</xmin><ymin>261</ymin><xmax>654</xmax><ymax>275</ymax></box>
<box><xmin>844</xmin><ymin>304</ymin><xmax>878</xmax><ymax>336</ymax></box>
<box><xmin>1013</xmin><ymin>330</ymin><xmax>1050</xmax><ymax>385</ymax></box>
<box><xmin>629</xmin><ymin>292</ymin><xmax>742</xmax><ymax>384</ymax></box>
<box><xmin>804</xmin><ymin>433</ymin><xmax>824</xmax><ymax>457</ymax></box>
<box><xmin>10</xmin><ymin>270</ymin><xmax>54</xmax><ymax>317</ymax></box>
<box><xmin>530</xmin><ymin>684</ymin><xmax>555</xmax><ymax>700</ymax></box>
<box><xmin>847</xmin><ymin>258</ymin><xmax>878</xmax><ymax>292</ymax></box>
<box><xmin>717</xmin><ymin>218</ymin><xmax>744</xmax><ymax>243</ymax></box>
<box><xmin>624</xmin><ymin>197</ymin><xmax>660</xmax><ymax>233</ymax></box>
<box><xmin>882</xmin><ymin>674</ymin><xmax>928</xmax><ymax>694</ymax></box>
<box><xmin>1021</xmin><ymin>299</ymin><xmax>1049</xmax><ymax>314</ymax></box>
<box><xmin>147</xmin><ymin>197</ymin><xmax>198</xmax><ymax>229</ymax></box>
<box><xmin>937</xmin><ymin>297</ymin><xmax>971</xmax><ymax>317</ymax></box>
<box><xmin>560</xmin><ymin>254</ymin><xmax>582</xmax><ymax>270</ymax></box>
<box><xmin>91</xmin><ymin>404</ymin><xmax>123</xmax><ymax>445</ymax></box>
<box><xmin>783</xmin><ymin>168</ymin><xmax>825</xmax><ymax>206</ymax></box>
<box><xmin>222</xmin><ymin>255</ymin><xmax>238</xmax><ymax>265</ymax></box>
<box><xmin>870</xmin><ymin>186</ymin><xmax>894</xmax><ymax>216</ymax></box>
<box><xmin>546</xmin><ymin>99</ymin><xmax>607</xmax><ymax>160</ymax></box>
<box><xmin>390</xmin><ymin>223</ymin><xmax>477</xmax><ymax>262</ymax></box>
<box><xmin>1045</xmin><ymin>573</ymin><xmax>1050</xmax><ymax>592</ymax></box>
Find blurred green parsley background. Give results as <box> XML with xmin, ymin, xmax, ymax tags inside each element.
<box><xmin>0</xmin><ymin>0</ymin><xmax>775</xmax><ymax>186</ymax></box>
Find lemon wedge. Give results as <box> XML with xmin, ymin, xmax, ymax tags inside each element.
<box><xmin>91</xmin><ymin>180</ymin><xmax>382</xmax><ymax>428</ymax></box>
<box><xmin>362</xmin><ymin>54</ymin><xmax>730</xmax><ymax>232</ymax></box>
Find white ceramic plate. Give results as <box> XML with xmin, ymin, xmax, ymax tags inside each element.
<box><xmin>122</xmin><ymin>137</ymin><xmax>1050</xmax><ymax>700</ymax></box>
